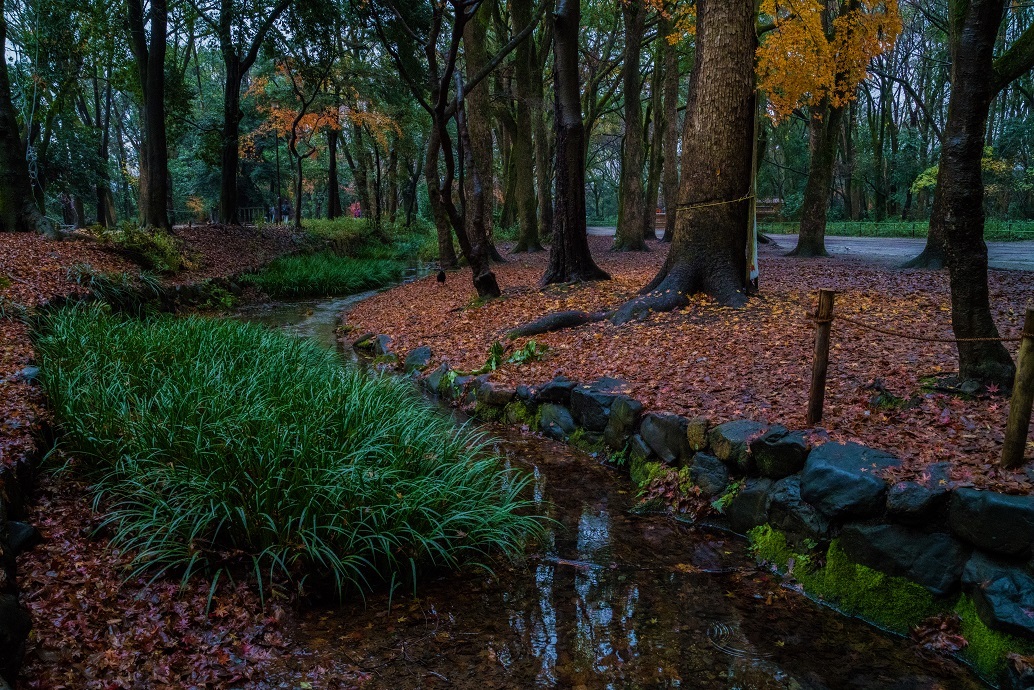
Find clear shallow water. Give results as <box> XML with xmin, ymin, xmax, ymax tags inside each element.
<box><xmin>238</xmin><ymin>289</ymin><xmax>984</xmax><ymax>690</ymax></box>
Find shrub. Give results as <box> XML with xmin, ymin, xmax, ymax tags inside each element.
<box><xmin>34</xmin><ymin>306</ymin><xmax>543</xmax><ymax>599</ymax></box>
<box><xmin>87</xmin><ymin>222</ymin><xmax>190</xmax><ymax>273</ymax></box>
<box><xmin>240</xmin><ymin>252</ymin><xmax>404</xmax><ymax>298</ymax></box>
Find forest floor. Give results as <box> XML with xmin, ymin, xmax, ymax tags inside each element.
<box><xmin>347</xmin><ymin>235</ymin><xmax>1034</xmax><ymax>495</ymax></box>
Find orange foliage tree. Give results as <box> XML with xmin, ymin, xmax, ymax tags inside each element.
<box><xmin>757</xmin><ymin>0</ymin><xmax>901</xmax><ymax>256</ymax></box>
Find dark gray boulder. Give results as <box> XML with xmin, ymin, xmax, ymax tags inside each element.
<box><xmin>886</xmin><ymin>479</ymin><xmax>949</xmax><ymax>526</ymax></box>
<box><xmin>689</xmin><ymin>453</ymin><xmax>730</xmax><ymax>496</ymax></box>
<box><xmin>540</xmin><ymin>404</ymin><xmax>576</xmax><ymax>441</ymax></box>
<box><xmin>967</xmin><ymin>565</ymin><xmax>1034</xmax><ymax>638</ymax></box>
<box><xmin>727</xmin><ymin>478</ymin><xmax>773</xmax><ymax>535</ymax></box>
<box><xmin>5</xmin><ymin>523</ymin><xmax>40</xmax><ymax>556</ymax></box>
<box><xmin>708</xmin><ymin>420</ymin><xmax>768</xmax><ymax>472</ymax></box>
<box><xmin>534</xmin><ymin>377</ymin><xmax>577</xmax><ymax>405</ymax></box>
<box><xmin>686</xmin><ymin>417</ymin><xmax>710</xmax><ymax>452</ymax></box>
<box><xmin>768</xmin><ymin>476</ymin><xmax>830</xmax><ymax>543</ymax></box>
<box><xmin>15</xmin><ymin>367</ymin><xmax>39</xmax><ymax>383</ymax></box>
<box><xmin>750</xmin><ymin>425</ymin><xmax>809</xmax><ymax>479</ymax></box>
<box><xmin>839</xmin><ymin>524</ymin><xmax>967</xmax><ymax>596</ymax></box>
<box><xmin>515</xmin><ymin>384</ymin><xmax>534</xmax><ymax>401</ymax></box>
<box><xmin>800</xmin><ymin>442</ymin><xmax>900</xmax><ymax>519</ymax></box>
<box><xmin>629</xmin><ymin>434</ymin><xmax>653</xmax><ymax>463</ymax></box>
<box><xmin>374</xmin><ymin>334</ymin><xmax>392</xmax><ymax>356</ymax></box>
<box><xmin>570</xmin><ymin>379</ymin><xmax>626</xmax><ymax>432</ymax></box>
<box><xmin>640</xmin><ymin>413</ymin><xmax>691</xmax><ymax>465</ymax></box>
<box><xmin>425</xmin><ymin>363</ymin><xmax>450</xmax><ymax>393</ymax></box>
<box><xmin>949</xmin><ymin>489</ymin><xmax>1034</xmax><ymax>558</ymax></box>
<box><xmin>477</xmin><ymin>382</ymin><xmax>516</xmax><ymax>407</ymax></box>
<box><xmin>604</xmin><ymin>396</ymin><xmax>644</xmax><ymax>450</ymax></box>
<box><xmin>404</xmin><ymin>346</ymin><xmax>433</xmax><ymax>373</ymax></box>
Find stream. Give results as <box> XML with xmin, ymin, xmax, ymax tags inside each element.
<box><xmin>235</xmin><ymin>291</ymin><xmax>985</xmax><ymax>690</ymax></box>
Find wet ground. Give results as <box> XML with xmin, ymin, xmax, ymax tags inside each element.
<box><xmin>237</xmin><ymin>292</ymin><xmax>987</xmax><ymax>690</ymax></box>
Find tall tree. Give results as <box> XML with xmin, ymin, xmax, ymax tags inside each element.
<box><xmin>541</xmin><ymin>0</ymin><xmax>610</xmax><ymax>284</ymax></box>
<box><xmin>128</xmin><ymin>0</ymin><xmax>171</xmax><ymax>229</ymax></box>
<box><xmin>612</xmin><ymin>0</ymin><xmax>648</xmax><ymax>252</ymax></box>
<box><xmin>510</xmin><ymin>0</ymin><xmax>541</xmax><ymax>252</ymax></box>
<box><xmin>0</xmin><ymin>0</ymin><xmax>48</xmax><ymax>233</ymax></box>
<box><xmin>659</xmin><ymin>14</ymin><xmax>681</xmax><ymax>242</ymax></box>
<box><xmin>612</xmin><ymin>0</ymin><xmax>756</xmax><ymax>321</ymax></box>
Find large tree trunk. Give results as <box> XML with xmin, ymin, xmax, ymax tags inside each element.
<box><xmin>660</xmin><ymin>24</ymin><xmax>680</xmax><ymax>243</ymax></box>
<box><xmin>424</xmin><ymin>126</ymin><xmax>458</xmax><ymax>269</ymax></box>
<box><xmin>937</xmin><ymin>0</ymin><xmax>1015</xmax><ymax>385</ymax></box>
<box><xmin>128</xmin><ymin>0</ymin><xmax>170</xmax><ymax>230</ymax></box>
<box><xmin>612</xmin><ymin>0</ymin><xmax>755</xmax><ymax>323</ymax></box>
<box><xmin>612</xmin><ymin>0</ymin><xmax>648</xmax><ymax>252</ymax></box>
<box><xmin>218</xmin><ymin>54</ymin><xmax>243</xmax><ymax>223</ymax></box>
<box><xmin>0</xmin><ymin>0</ymin><xmax>47</xmax><ymax>233</ymax></box>
<box><xmin>510</xmin><ymin>0</ymin><xmax>541</xmax><ymax>252</ymax></box>
<box><xmin>351</xmin><ymin>124</ymin><xmax>373</xmax><ymax>220</ymax></box>
<box><xmin>326</xmin><ymin>128</ymin><xmax>342</xmax><ymax>219</ymax></box>
<box><xmin>386</xmin><ymin>146</ymin><xmax>398</xmax><ymax>222</ymax></box>
<box><xmin>789</xmin><ymin>103</ymin><xmax>844</xmax><ymax>257</ymax></box>
<box><xmin>532</xmin><ymin>19</ymin><xmax>553</xmax><ymax>243</ymax></box>
<box><xmin>643</xmin><ymin>29</ymin><xmax>667</xmax><ymax>241</ymax></box>
<box><xmin>541</xmin><ymin>0</ymin><xmax>609</xmax><ymax>284</ymax></box>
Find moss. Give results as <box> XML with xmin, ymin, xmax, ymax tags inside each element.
<box><xmin>956</xmin><ymin>595</ymin><xmax>1034</xmax><ymax>680</ymax></box>
<box><xmin>629</xmin><ymin>457</ymin><xmax>666</xmax><ymax>489</ymax></box>
<box><xmin>0</xmin><ymin>273</ymin><xmax>11</xmax><ymax>291</ymax></box>
<box><xmin>372</xmin><ymin>354</ymin><xmax>399</xmax><ymax>366</ymax></box>
<box><xmin>474</xmin><ymin>401</ymin><xmax>504</xmax><ymax>422</ymax></box>
<box><xmin>569</xmin><ymin>428</ymin><xmax>605</xmax><ymax>455</ymax></box>
<box><xmin>503</xmin><ymin>400</ymin><xmax>536</xmax><ymax>425</ymax></box>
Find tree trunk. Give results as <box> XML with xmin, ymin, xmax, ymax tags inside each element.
<box><xmin>937</xmin><ymin>0</ymin><xmax>1015</xmax><ymax>385</ymax></box>
<box><xmin>643</xmin><ymin>31</ymin><xmax>667</xmax><ymax>242</ymax></box>
<box><xmin>351</xmin><ymin>124</ymin><xmax>373</xmax><ymax>220</ymax></box>
<box><xmin>532</xmin><ymin>19</ymin><xmax>553</xmax><ymax>243</ymax></box>
<box><xmin>612</xmin><ymin>0</ymin><xmax>648</xmax><ymax>252</ymax></box>
<box><xmin>386</xmin><ymin>146</ymin><xmax>398</xmax><ymax>222</ymax></box>
<box><xmin>327</xmin><ymin>128</ymin><xmax>342</xmax><ymax>219</ymax></box>
<box><xmin>541</xmin><ymin>0</ymin><xmax>610</xmax><ymax>284</ymax></box>
<box><xmin>128</xmin><ymin>0</ymin><xmax>170</xmax><ymax>230</ymax></box>
<box><xmin>219</xmin><ymin>54</ymin><xmax>242</xmax><ymax>223</ymax></box>
<box><xmin>0</xmin><ymin>0</ymin><xmax>47</xmax><ymax>233</ymax></box>
<box><xmin>660</xmin><ymin>25</ymin><xmax>680</xmax><ymax>242</ymax></box>
<box><xmin>612</xmin><ymin>0</ymin><xmax>755</xmax><ymax>322</ymax></box>
<box><xmin>511</xmin><ymin>0</ymin><xmax>541</xmax><ymax>252</ymax></box>
<box><xmin>790</xmin><ymin>103</ymin><xmax>844</xmax><ymax>257</ymax></box>
<box><xmin>424</xmin><ymin>125</ymin><xmax>458</xmax><ymax>269</ymax></box>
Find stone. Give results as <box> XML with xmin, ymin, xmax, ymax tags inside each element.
<box><xmin>534</xmin><ymin>377</ymin><xmax>577</xmax><ymax>405</ymax></box>
<box><xmin>604</xmin><ymin>396</ymin><xmax>643</xmax><ymax>450</ymax></box>
<box><xmin>686</xmin><ymin>417</ymin><xmax>710</xmax><ymax>452</ymax></box>
<box><xmin>800</xmin><ymin>442</ymin><xmax>900</xmax><ymax>519</ymax></box>
<box><xmin>503</xmin><ymin>400</ymin><xmax>536</xmax><ymax>426</ymax></box>
<box><xmin>0</xmin><ymin>593</ymin><xmax>30</xmax><ymax>685</ymax></box>
<box><xmin>629</xmin><ymin>434</ymin><xmax>653</xmax><ymax>463</ymax></box>
<box><xmin>1003</xmin><ymin>653</ymin><xmax>1034</xmax><ymax>690</ymax></box>
<box><xmin>477</xmin><ymin>382</ymin><xmax>516</xmax><ymax>407</ymax></box>
<box><xmin>949</xmin><ymin>489</ymin><xmax>1034</xmax><ymax>558</ymax></box>
<box><xmin>689</xmin><ymin>453</ymin><xmax>730</xmax><ymax>496</ymax></box>
<box><xmin>708</xmin><ymin>420</ymin><xmax>768</xmax><ymax>472</ymax></box>
<box><xmin>14</xmin><ymin>367</ymin><xmax>39</xmax><ymax>383</ymax></box>
<box><xmin>886</xmin><ymin>480</ymin><xmax>949</xmax><ymax>526</ymax></box>
<box><xmin>839</xmin><ymin>524</ymin><xmax>968</xmax><ymax>596</ymax></box>
<box><xmin>374</xmin><ymin>334</ymin><xmax>392</xmax><ymax>356</ymax></box>
<box><xmin>768</xmin><ymin>476</ymin><xmax>831</xmax><ymax>543</ymax></box>
<box><xmin>451</xmin><ymin>375</ymin><xmax>474</xmax><ymax>402</ymax></box>
<box><xmin>539</xmin><ymin>404</ymin><xmax>576</xmax><ymax>441</ymax></box>
<box><xmin>425</xmin><ymin>363</ymin><xmax>450</xmax><ymax>393</ymax></box>
<box><xmin>640</xmin><ymin>413</ymin><xmax>691</xmax><ymax>465</ymax></box>
<box><xmin>967</xmin><ymin>565</ymin><xmax>1034</xmax><ymax>638</ymax></box>
<box><xmin>750</xmin><ymin>425</ymin><xmax>809</xmax><ymax>479</ymax></box>
<box><xmin>351</xmin><ymin>332</ymin><xmax>376</xmax><ymax>350</ymax></box>
<box><xmin>515</xmin><ymin>384</ymin><xmax>534</xmax><ymax>401</ymax></box>
<box><xmin>570</xmin><ymin>384</ymin><xmax>620</xmax><ymax>432</ymax></box>
<box><xmin>403</xmin><ymin>346</ymin><xmax>433</xmax><ymax>373</ymax></box>
<box><xmin>727</xmin><ymin>478</ymin><xmax>774</xmax><ymax>535</ymax></box>
<box><xmin>5</xmin><ymin>523</ymin><xmax>40</xmax><ymax>556</ymax></box>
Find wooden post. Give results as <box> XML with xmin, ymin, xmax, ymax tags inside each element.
<box><xmin>807</xmin><ymin>289</ymin><xmax>836</xmax><ymax>425</ymax></box>
<box><xmin>1002</xmin><ymin>306</ymin><xmax>1034</xmax><ymax>469</ymax></box>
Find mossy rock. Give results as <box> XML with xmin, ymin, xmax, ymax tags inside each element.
<box><xmin>503</xmin><ymin>400</ymin><xmax>537</xmax><ymax>426</ymax></box>
<box><xmin>474</xmin><ymin>401</ymin><xmax>504</xmax><ymax>422</ymax></box>
<box><xmin>956</xmin><ymin>595</ymin><xmax>1034</xmax><ymax>681</ymax></box>
<box><xmin>570</xmin><ymin>428</ymin><xmax>606</xmax><ymax>455</ymax></box>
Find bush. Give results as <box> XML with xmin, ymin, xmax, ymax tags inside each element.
<box><xmin>34</xmin><ymin>306</ymin><xmax>542</xmax><ymax>598</ymax></box>
<box><xmin>87</xmin><ymin>222</ymin><xmax>191</xmax><ymax>273</ymax></box>
<box><xmin>302</xmin><ymin>217</ymin><xmax>439</xmax><ymax>262</ymax></box>
<box><xmin>241</xmin><ymin>252</ymin><xmax>404</xmax><ymax>298</ymax></box>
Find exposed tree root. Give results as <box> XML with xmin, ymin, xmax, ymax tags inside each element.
<box><xmin>507</xmin><ymin>309</ymin><xmax>609</xmax><ymax>338</ymax></box>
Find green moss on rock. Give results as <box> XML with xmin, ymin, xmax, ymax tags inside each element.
<box><xmin>956</xmin><ymin>595</ymin><xmax>1034</xmax><ymax>680</ymax></box>
<box><xmin>503</xmin><ymin>400</ymin><xmax>536</xmax><ymax>426</ymax></box>
<box><xmin>569</xmin><ymin>428</ymin><xmax>605</xmax><ymax>455</ymax></box>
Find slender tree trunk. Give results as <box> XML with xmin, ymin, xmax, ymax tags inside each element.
<box><xmin>541</xmin><ymin>0</ymin><xmax>610</xmax><ymax>284</ymax></box>
<box><xmin>511</xmin><ymin>0</ymin><xmax>541</xmax><ymax>251</ymax></box>
<box><xmin>937</xmin><ymin>0</ymin><xmax>1015</xmax><ymax>384</ymax></box>
<box><xmin>386</xmin><ymin>146</ymin><xmax>398</xmax><ymax>222</ymax></box>
<box><xmin>219</xmin><ymin>55</ymin><xmax>243</xmax><ymax>223</ymax></box>
<box><xmin>0</xmin><ymin>0</ymin><xmax>47</xmax><ymax>233</ymax></box>
<box><xmin>612</xmin><ymin>0</ymin><xmax>648</xmax><ymax>251</ymax></box>
<box><xmin>660</xmin><ymin>26</ymin><xmax>680</xmax><ymax>243</ymax></box>
<box><xmin>351</xmin><ymin>124</ymin><xmax>373</xmax><ymax>220</ymax></box>
<box><xmin>612</xmin><ymin>0</ymin><xmax>755</xmax><ymax>322</ymax></box>
<box><xmin>790</xmin><ymin>103</ymin><xmax>844</xmax><ymax>257</ymax></box>
<box><xmin>532</xmin><ymin>19</ymin><xmax>553</xmax><ymax>243</ymax></box>
<box><xmin>128</xmin><ymin>0</ymin><xmax>170</xmax><ymax>230</ymax></box>
<box><xmin>643</xmin><ymin>34</ymin><xmax>666</xmax><ymax>241</ymax></box>
<box><xmin>424</xmin><ymin>125</ymin><xmax>458</xmax><ymax>269</ymax></box>
<box><xmin>327</xmin><ymin>128</ymin><xmax>342</xmax><ymax>219</ymax></box>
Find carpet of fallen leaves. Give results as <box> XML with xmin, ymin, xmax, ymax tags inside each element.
<box><xmin>347</xmin><ymin>236</ymin><xmax>1034</xmax><ymax>494</ymax></box>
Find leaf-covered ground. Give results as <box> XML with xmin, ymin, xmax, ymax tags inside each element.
<box><xmin>347</xmin><ymin>236</ymin><xmax>1034</xmax><ymax>494</ymax></box>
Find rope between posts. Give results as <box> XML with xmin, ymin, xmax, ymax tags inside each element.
<box><xmin>811</xmin><ymin>312</ymin><xmax>1031</xmax><ymax>343</ymax></box>
<box><xmin>674</xmin><ymin>192</ymin><xmax>754</xmax><ymax>213</ymax></box>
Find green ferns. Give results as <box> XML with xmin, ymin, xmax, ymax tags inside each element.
<box><xmin>35</xmin><ymin>306</ymin><xmax>543</xmax><ymax>599</ymax></box>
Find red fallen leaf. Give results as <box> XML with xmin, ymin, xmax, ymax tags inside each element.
<box><xmin>911</xmin><ymin>612</ymin><xmax>968</xmax><ymax>655</ymax></box>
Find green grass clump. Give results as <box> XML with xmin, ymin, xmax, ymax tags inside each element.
<box><xmin>34</xmin><ymin>306</ymin><xmax>542</xmax><ymax>598</ymax></box>
<box><xmin>241</xmin><ymin>252</ymin><xmax>404</xmax><ymax>298</ymax></box>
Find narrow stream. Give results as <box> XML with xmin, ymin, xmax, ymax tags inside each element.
<box><xmin>236</xmin><ymin>291</ymin><xmax>985</xmax><ymax>690</ymax></box>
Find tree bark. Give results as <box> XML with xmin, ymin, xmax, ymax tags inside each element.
<box><xmin>643</xmin><ymin>29</ymin><xmax>667</xmax><ymax>241</ymax></box>
<box><xmin>612</xmin><ymin>0</ymin><xmax>755</xmax><ymax>322</ymax></box>
<box><xmin>128</xmin><ymin>0</ymin><xmax>170</xmax><ymax>230</ymax></box>
<box><xmin>532</xmin><ymin>17</ymin><xmax>553</xmax><ymax>242</ymax></box>
<box><xmin>789</xmin><ymin>103</ymin><xmax>844</xmax><ymax>257</ymax></box>
<box><xmin>424</xmin><ymin>125</ymin><xmax>458</xmax><ymax>269</ymax></box>
<box><xmin>936</xmin><ymin>0</ymin><xmax>1015</xmax><ymax>384</ymax></box>
<box><xmin>541</xmin><ymin>0</ymin><xmax>609</xmax><ymax>284</ymax></box>
<box><xmin>510</xmin><ymin>0</ymin><xmax>541</xmax><ymax>252</ymax></box>
<box><xmin>327</xmin><ymin>128</ymin><xmax>342</xmax><ymax>219</ymax></box>
<box><xmin>660</xmin><ymin>27</ymin><xmax>681</xmax><ymax>242</ymax></box>
<box><xmin>0</xmin><ymin>0</ymin><xmax>47</xmax><ymax>233</ymax></box>
<box><xmin>612</xmin><ymin>0</ymin><xmax>648</xmax><ymax>252</ymax></box>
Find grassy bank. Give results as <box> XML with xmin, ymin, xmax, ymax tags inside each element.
<box><xmin>760</xmin><ymin>219</ymin><xmax>1034</xmax><ymax>241</ymax></box>
<box><xmin>241</xmin><ymin>253</ymin><xmax>404</xmax><ymax>298</ymax></box>
<box><xmin>34</xmin><ymin>306</ymin><xmax>542</xmax><ymax>598</ymax></box>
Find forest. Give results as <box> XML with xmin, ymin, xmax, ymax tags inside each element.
<box><xmin>1</xmin><ymin>0</ymin><xmax>1034</xmax><ymax>687</ymax></box>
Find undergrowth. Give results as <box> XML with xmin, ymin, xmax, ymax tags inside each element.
<box><xmin>241</xmin><ymin>253</ymin><xmax>404</xmax><ymax>298</ymax></box>
<box><xmin>34</xmin><ymin>306</ymin><xmax>543</xmax><ymax>600</ymax></box>
<box><xmin>86</xmin><ymin>223</ymin><xmax>192</xmax><ymax>273</ymax></box>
